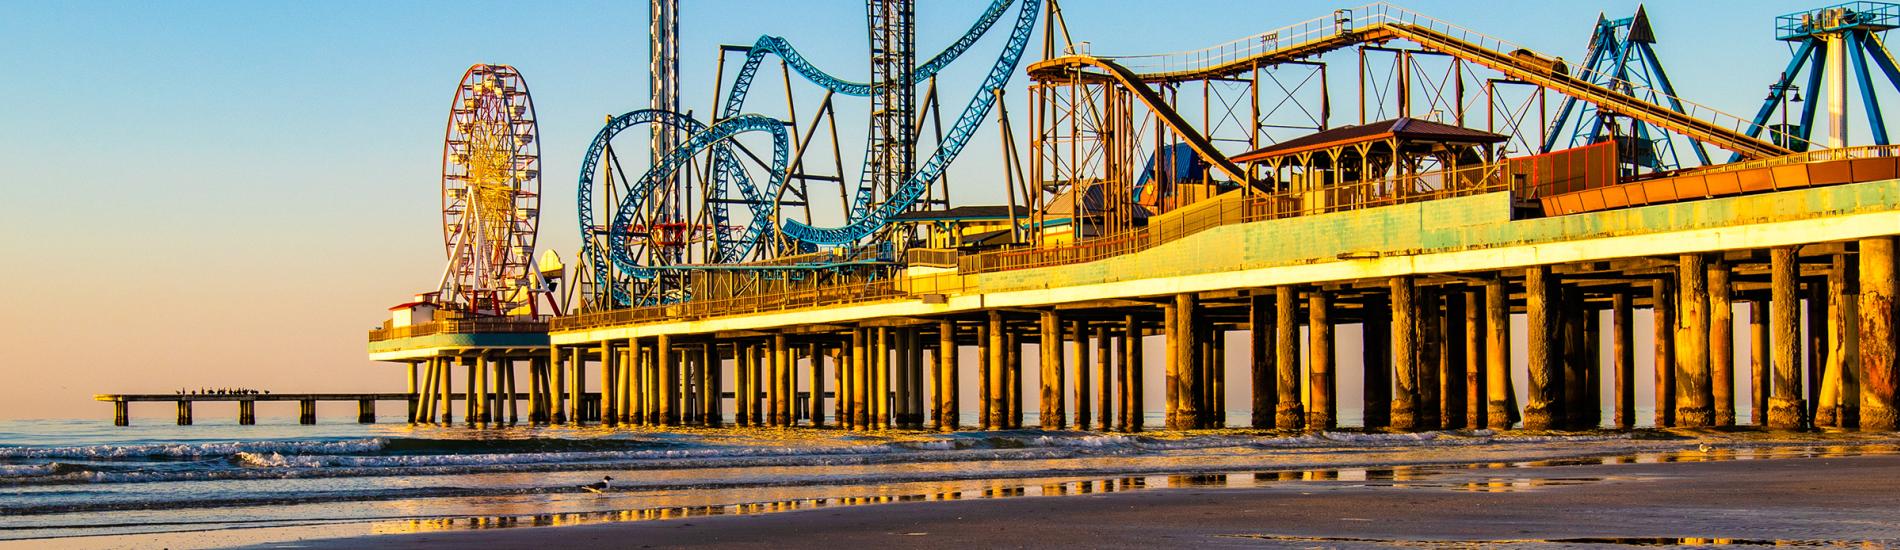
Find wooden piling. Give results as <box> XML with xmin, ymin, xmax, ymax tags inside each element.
<box><xmin>114</xmin><ymin>400</ymin><xmax>129</xmax><ymax>426</ymax></box>
<box><xmin>299</xmin><ymin>399</ymin><xmax>316</xmax><ymax>425</ymax></box>
<box><xmin>1751</xmin><ymin>300</ymin><xmax>1770</xmax><ymax>425</ymax></box>
<box><xmin>1210</xmin><ymin>326</ymin><xmax>1225</xmax><ymax>429</ymax></box>
<box><xmin>175</xmin><ymin>400</ymin><xmax>192</xmax><ymax>426</ymax></box>
<box><xmin>600</xmin><ymin>344</ymin><xmax>617</xmax><ymax>426</ymax></box>
<box><xmin>1653</xmin><ymin>278</ymin><xmax>1677</xmax><ymax>427</ymax></box>
<box><xmin>940</xmin><ymin>320</ymin><xmax>959</xmax><ymax>432</ymax></box>
<box><xmin>1095</xmin><ymin>323</ymin><xmax>1112</xmax><ymax>432</ymax></box>
<box><xmin>1464</xmin><ymin>288</ymin><xmax>1487</xmax><ymax>429</ymax></box>
<box><xmin>1309</xmin><ymin>289</ymin><xmax>1335</xmax><ymax>431</ymax></box>
<box><xmin>1710</xmin><ymin>259</ymin><xmax>1736</xmax><ymax>427</ymax></box>
<box><xmin>1164</xmin><ymin>301</ymin><xmax>1180</xmax><ymax>430</ymax></box>
<box><xmin>1860</xmin><ymin>237</ymin><xmax>1897</xmax><ymax>431</ymax></box>
<box><xmin>550</xmin><ymin>346</ymin><xmax>565</xmax><ymax>424</ymax></box>
<box><xmin>358</xmin><ymin>399</ymin><xmax>375</xmax><ymax>423</ymax></box>
<box><xmin>1418</xmin><ymin>288</ymin><xmax>1442</xmax><ymax>431</ymax></box>
<box><xmin>1768</xmin><ymin>247</ymin><xmax>1808</xmax><ymax>429</ymax></box>
<box><xmin>1365</xmin><ymin>294</ymin><xmax>1393</xmax><ymax>430</ymax></box>
<box><xmin>1485</xmin><ymin>278</ymin><xmax>1514</xmax><ymax>430</ymax></box>
<box><xmin>706</xmin><ymin>344</ymin><xmax>723</xmax><ymax>428</ymax></box>
<box><xmin>1443</xmin><ymin>290</ymin><xmax>1467</xmax><ymax>429</ymax></box>
<box><xmin>1276</xmin><ymin>286</ymin><xmax>1304</xmax><ymax>431</ymax></box>
<box><xmin>1073</xmin><ymin>319</ymin><xmax>1090</xmax><ymax>430</ymax></box>
<box><xmin>1124</xmin><ymin>314</ymin><xmax>1142</xmax><ymax>432</ymax></box>
<box><xmin>1250</xmin><ymin>294</ymin><xmax>1275</xmax><ymax>429</ymax></box>
<box><xmin>1174</xmin><ymin>293</ymin><xmax>1201</xmax><ymax>429</ymax></box>
<box><xmin>1831</xmin><ymin>254</ymin><xmax>1861</xmax><ymax>428</ymax></box>
<box><xmin>854</xmin><ymin>329</ymin><xmax>871</xmax><ymax>430</ymax></box>
<box><xmin>1807</xmin><ymin>275</ymin><xmax>1829</xmax><ymax>424</ymax></box>
<box><xmin>1523</xmin><ymin>266</ymin><xmax>1557</xmax><ymax>430</ymax></box>
<box><xmin>1612</xmin><ymin>292</ymin><xmax>1635</xmax><ymax>429</ymax></box>
<box><xmin>1678</xmin><ymin>253</ymin><xmax>1714</xmax><ymax>427</ymax></box>
<box><xmin>1007</xmin><ymin>328</ymin><xmax>1023</xmax><ymax>429</ymax></box>
<box><xmin>890</xmin><ymin>331</ymin><xmax>906</xmax><ymax>428</ymax></box>
<box><xmin>876</xmin><ymin>328</ymin><xmax>892</xmax><ymax>428</ymax></box>
<box><xmin>982</xmin><ymin>316</ymin><xmax>998</xmax><ymax>430</ymax></box>
<box><xmin>1041</xmin><ymin>311</ymin><xmax>1065</xmax><ymax>429</ymax></box>
<box><xmin>240</xmin><ymin>400</ymin><xmax>255</xmax><ymax>425</ymax></box>
<box><xmin>1391</xmin><ymin>277</ymin><xmax>1419</xmax><ymax>431</ymax></box>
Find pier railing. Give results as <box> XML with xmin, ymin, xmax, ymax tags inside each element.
<box><xmin>959</xmin><ymin>162</ymin><xmax>1508</xmax><ymax>274</ymax></box>
<box><xmin>368</xmin><ymin>317</ymin><xmax>550</xmax><ymax>342</ymax></box>
<box><xmin>553</xmin><ymin>279</ymin><xmax>903</xmax><ymax>331</ymax></box>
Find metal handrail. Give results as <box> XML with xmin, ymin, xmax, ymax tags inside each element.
<box><xmin>368</xmin><ymin>318</ymin><xmax>550</xmax><ymax>342</ymax></box>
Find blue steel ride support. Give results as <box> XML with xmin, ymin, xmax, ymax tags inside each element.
<box><xmin>714</xmin><ymin>0</ymin><xmax>1036</xmax><ymax>245</ymax></box>
<box><xmin>781</xmin><ymin>0</ymin><xmax>1041</xmax><ymax>245</ymax></box>
<box><xmin>575</xmin><ymin>109</ymin><xmax>770</xmax><ymax>305</ymax></box>
<box><xmin>607</xmin><ymin>114</ymin><xmax>790</xmax><ymax>280</ymax></box>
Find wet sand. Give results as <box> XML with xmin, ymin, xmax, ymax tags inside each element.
<box><xmin>266</xmin><ymin>453</ymin><xmax>1900</xmax><ymax>548</ymax></box>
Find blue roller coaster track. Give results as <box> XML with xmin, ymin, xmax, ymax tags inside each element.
<box><xmin>575</xmin><ymin>109</ymin><xmax>775</xmax><ymax>305</ymax></box>
<box><xmin>579</xmin><ymin>0</ymin><xmax>1038</xmax><ymax>306</ymax></box>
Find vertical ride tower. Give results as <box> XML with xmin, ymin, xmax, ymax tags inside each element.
<box><xmin>867</xmin><ymin>0</ymin><xmax>918</xmax><ymax>225</ymax></box>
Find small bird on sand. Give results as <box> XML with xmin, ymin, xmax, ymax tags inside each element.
<box><xmin>1696</xmin><ymin>443</ymin><xmax>1714</xmax><ymax>453</ymax></box>
<box><xmin>581</xmin><ymin>476</ymin><xmax>614</xmax><ymax>493</ymax></box>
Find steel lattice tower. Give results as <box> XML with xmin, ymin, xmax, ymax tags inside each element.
<box><xmin>867</xmin><ymin>0</ymin><xmax>916</xmax><ymax>214</ymax></box>
<box><xmin>650</xmin><ymin>0</ymin><xmax>682</xmax><ymax>263</ymax></box>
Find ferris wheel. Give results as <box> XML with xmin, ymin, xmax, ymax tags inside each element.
<box><xmin>439</xmin><ymin>64</ymin><xmax>547</xmax><ymax>317</ymax></box>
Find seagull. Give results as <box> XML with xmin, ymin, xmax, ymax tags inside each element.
<box><xmin>581</xmin><ymin>476</ymin><xmax>614</xmax><ymax>493</ymax></box>
<box><xmin>1697</xmin><ymin>443</ymin><xmax>1714</xmax><ymax>453</ymax></box>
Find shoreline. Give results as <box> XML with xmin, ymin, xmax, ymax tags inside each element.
<box><xmin>8</xmin><ymin>431</ymin><xmax>1893</xmax><ymax>549</ymax></box>
<box><xmin>266</xmin><ymin>452</ymin><xmax>1900</xmax><ymax>549</ymax></box>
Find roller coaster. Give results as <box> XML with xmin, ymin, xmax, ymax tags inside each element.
<box><xmin>575</xmin><ymin>0</ymin><xmax>1900</xmax><ymax>312</ymax></box>
<box><xmin>577</xmin><ymin>0</ymin><xmax>1040</xmax><ymax>309</ymax></box>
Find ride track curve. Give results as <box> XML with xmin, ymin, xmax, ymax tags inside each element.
<box><xmin>578</xmin><ymin>0</ymin><xmax>1041</xmax><ymax>307</ymax></box>
<box><xmin>574</xmin><ymin>109</ymin><xmax>775</xmax><ymax>306</ymax></box>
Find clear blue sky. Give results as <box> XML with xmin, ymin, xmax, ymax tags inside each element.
<box><xmin>0</xmin><ymin>0</ymin><xmax>1842</xmax><ymax>419</ymax></box>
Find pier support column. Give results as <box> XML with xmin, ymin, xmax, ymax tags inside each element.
<box><xmin>1711</xmin><ymin>259</ymin><xmax>1737</xmax><ymax>427</ymax></box>
<box><xmin>1751</xmin><ymin>300</ymin><xmax>1771</xmax><ymax>425</ymax></box>
<box><xmin>1612</xmin><ymin>292</ymin><xmax>1636</xmax><ymax>429</ymax></box>
<box><xmin>981</xmin><ymin>317</ymin><xmax>998</xmax><ymax>430</ymax></box>
<box><xmin>1072</xmin><ymin>319</ymin><xmax>1090</xmax><ymax>430</ymax></box>
<box><xmin>1391</xmin><ymin>277</ymin><xmax>1420</xmax><ymax>431</ymax></box>
<box><xmin>1485</xmin><ymin>278</ymin><xmax>1515</xmax><ymax>430</ymax></box>
<box><xmin>600</xmin><ymin>343</ymin><xmax>616</xmax><ymax>426</ymax></box>
<box><xmin>769</xmin><ymin>333</ymin><xmax>786</xmax><ymax>427</ymax></box>
<box><xmin>1123</xmin><ymin>314</ymin><xmax>1143</xmax><ymax>432</ymax></box>
<box><xmin>1309</xmin><ymin>289</ymin><xmax>1335</xmax><ymax>431</ymax></box>
<box><xmin>176</xmin><ymin>400</ymin><xmax>192</xmax><ymax>426</ymax></box>
<box><xmin>1808</xmin><ymin>276</ymin><xmax>1829</xmax><ymax>426</ymax></box>
<box><xmin>358</xmin><ymin>399</ymin><xmax>375</xmax><ymax>424</ymax></box>
<box><xmin>876</xmin><ymin>328</ymin><xmax>893</xmax><ymax>429</ymax></box>
<box><xmin>547</xmin><ymin>344</ymin><xmax>558</xmax><ymax>422</ymax></box>
<box><xmin>940</xmin><ymin>320</ymin><xmax>959</xmax><ymax>432</ymax></box>
<box><xmin>1172</xmin><ymin>294</ymin><xmax>1203</xmax><ymax>429</ymax></box>
<box><xmin>1007</xmin><ymin>328</ymin><xmax>1023</xmax><ymax>429</ymax></box>
<box><xmin>890</xmin><ymin>332</ymin><xmax>907</xmax><ymax>428</ymax></box>
<box><xmin>440</xmin><ymin>356</ymin><xmax>455</xmax><ymax>424</ymax></box>
<box><xmin>115</xmin><ymin>401</ymin><xmax>129</xmax><ymax>426</ymax></box>
<box><xmin>1465</xmin><ymin>288</ymin><xmax>1487</xmax><ymax>429</ymax></box>
<box><xmin>241</xmin><ymin>400</ymin><xmax>256</xmax><ymax>425</ymax></box>
<box><xmin>1208</xmin><ymin>324</ymin><xmax>1226</xmax><ymax>429</ymax></box>
<box><xmin>1770</xmin><ymin>247</ymin><xmax>1808</xmax><ymax>429</ymax></box>
<box><xmin>850</xmin><ymin>329</ymin><xmax>867</xmax><ymax>430</ymax></box>
<box><xmin>1678</xmin><ymin>254</ymin><xmax>1714</xmax><ymax>427</ymax></box>
<box><xmin>1418</xmin><ymin>288</ymin><xmax>1442</xmax><ymax>431</ymax></box>
<box><xmin>1653</xmin><ymin>278</ymin><xmax>1677</xmax><ymax>427</ymax></box>
<box><xmin>658</xmin><ymin>335</ymin><xmax>676</xmax><ymax>427</ymax></box>
<box><xmin>1861</xmin><ymin>237</ymin><xmax>1898</xmax><ymax>431</ymax></box>
<box><xmin>1041</xmin><ymin>311</ymin><xmax>1065</xmax><ymax>429</ymax></box>
<box><xmin>1365</xmin><ymin>294</ymin><xmax>1392</xmax><ymax>430</ymax></box>
<box><xmin>1250</xmin><ymin>294</ymin><xmax>1275</xmax><ymax>428</ymax></box>
<box><xmin>464</xmin><ymin>356</ymin><xmax>477</xmax><ymax>424</ymax></box>
<box><xmin>1832</xmin><ymin>254</ymin><xmax>1862</xmax><ymax>428</ymax></box>
<box><xmin>706</xmin><ymin>343</ymin><xmax>723</xmax><ymax>428</ymax></box>
<box><xmin>1095</xmin><ymin>323</ymin><xmax>1112</xmax><ymax>431</ymax></box>
<box><xmin>1523</xmin><ymin>266</ymin><xmax>1557</xmax><ymax>430</ymax></box>
<box><xmin>805</xmin><ymin>342</ymin><xmax>820</xmax><ymax>428</ymax></box>
<box><xmin>299</xmin><ymin>399</ymin><xmax>316</xmax><ymax>425</ymax></box>
<box><xmin>1276</xmin><ymin>286</ymin><xmax>1304</xmax><ymax>431</ymax></box>
<box><xmin>1443</xmin><ymin>290</ymin><xmax>1467</xmax><ymax>430</ymax></box>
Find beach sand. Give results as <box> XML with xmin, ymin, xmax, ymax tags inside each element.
<box><xmin>258</xmin><ymin>453</ymin><xmax>1900</xmax><ymax>548</ymax></box>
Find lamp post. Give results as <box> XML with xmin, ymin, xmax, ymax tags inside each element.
<box><xmin>1767</xmin><ymin>73</ymin><xmax>1804</xmax><ymax>149</ymax></box>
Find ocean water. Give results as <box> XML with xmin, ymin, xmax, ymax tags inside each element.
<box><xmin>0</xmin><ymin>412</ymin><xmax>1875</xmax><ymax>548</ymax></box>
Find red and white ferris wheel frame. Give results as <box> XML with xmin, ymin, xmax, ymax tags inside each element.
<box><xmin>439</xmin><ymin>63</ymin><xmax>541</xmax><ymax>315</ymax></box>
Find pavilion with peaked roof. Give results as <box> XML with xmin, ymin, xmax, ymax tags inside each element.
<box><xmin>1233</xmin><ymin>118</ymin><xmax>1508</xmax><ymax>204</ymax></box>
